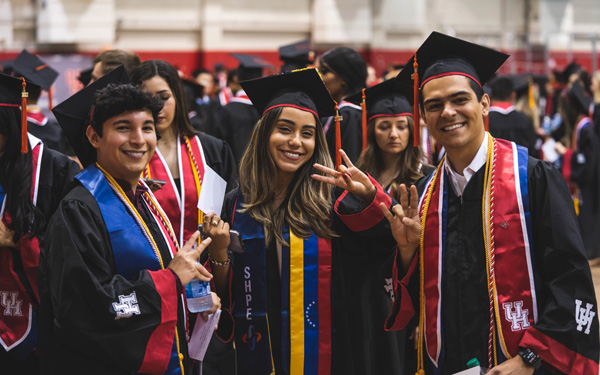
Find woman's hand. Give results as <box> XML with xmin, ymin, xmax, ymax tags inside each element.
<box><xmin>168</xmin><ymin>231</ymin><xmax>213</xmax><ymax>285</ymax></box>
<box><xmin>200</xmin><ymin>292</ymin><xmax>222</xmax><ymax>323</ymax></box>
<box><xmin>311</xmin><ymin>149</ymin><xmax>376</xmax><ymax>202</ymax></box>
<box><xmin>380</xmin><ymin>184</ymin><xmax>421</xmax><ymax>271</ymax></box>
<box><xmin>203</xmin><ymin>213</ymin><xmax>230</xmax><ymax>262</ymax></box>
<box><xmin>0</xmin><ymin>221</ymin><xmax>17</xmax><ymax>249</ymax></box>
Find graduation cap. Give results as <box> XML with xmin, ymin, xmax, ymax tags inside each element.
<box><xmin>240</xmin><ymin>68</ymin><xmax>344</xmax><ymax>166</ymax></box>
<box><xmin>52</xmin><ymin>65</ymin><xmax>130</xmax><ymax>167</ymax></box>
<box><xmin>0</xmin><ymin>73</ymin><xmax>39</xmax><ymax>153</ymax></box>
<box><xmin>345</xmin><ymin>79</ymin><xmax>414</xmax><ymax>150</ymax></box>
<box><xmin>397</xmin><ymin>31</ymin><xmax>509</xmax><ymax>145</ymax></box>
<box><xmin>13</xmin><ymin>49</ymin><xmax>59</xmax><ymax>109</ymax></box>
<box><xmin>78</xmin><ymin>67</ymin><xmax>93</xmax><ymax>86</ymax></box>
<box><xmin>182</xmin><ymin>77</ymin><xmax>204</xmax><ymax>99</ymax></box>
<box><xmin>0</xmin><ymin>59</ymin><xmax>14</xmax><ymax>75</ymax></box>
<box><xmin>279</xmin><ymin>40</ymin><xmax>314</xmax><ymax>72</ymax></box>
<box><xmin>557</xmin><ymin>62</ymin><xmax>581</xmax><ymax>84</ymax></box>
<box><xmin>319</xmin><ymin>47</ymin><xmax>367</xmax><ymax>97</ymax></box>
<box><xmin>231</xmin><ymin>53</ymin><xmax>273</xmax><ymax>81</ymax></box>
<box><xmin>567</xmin><ymin>81</ymin><xmax>592</xmax><ymax>115</ymax></box>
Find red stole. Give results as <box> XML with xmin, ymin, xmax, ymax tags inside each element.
<box><xmin>144</xmin><ymin>135</ymin><xmax>206</xmax><ymax>245</ymax></box>
<box><xmin>0</xmin><ymin>134</ymin><xmax>43</xmax><ymax>351</ymax></box>
<box><xmin>419</xmin><ymin>137</ymin><xmax>536</xmax><ymax>367</ymax></box>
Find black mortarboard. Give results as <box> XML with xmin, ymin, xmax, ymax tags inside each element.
<box><xmin>279</xmin><ymin>40</ymin><xmax>314</xmax><ymax>72</ymax></box>
<box><xmin>557</xmin><ymin>62</ymin><xmax>581</xmax><ymax>84</ymax></box>
<box><xmin>182</xmin><ymin>78</ymin><xmax>204</xmax><ymax>99</ymax></box>
<box><xmin>78</xmin><ymin>67</ymin><xmax>93</xmax><ymax>86</ymax></box>
<box><xmin>346</xmin><ymin>79</ymin><xmax>413</xmax><ymax>121</ymax></box>
<box><xmin>13</xmin><ymin>50</ymin><xmax>59</xmax><ymax>91</ymax></box>
<box><xmin>0</xmin><ymin>60</ymin><xmax>14</xmax><ymax>75</ymax></box>
<box><xmin>567</xmin><ymin>81</ymin><xmax>592</xmax><ymax>114</ymax></box>
<box><xmin>0</xmin><ymin>73</ymin><xmax>40</xmax><ymax>152</ymax></box>
<box><xmin>397</xmin><ymin>31</ymin><xmax>509</xmax><ymax>145</ymax></box>
<box><xmin>241</xmin><ymin>68</ymin><xmax>335</xmax><ymax>119</ymax></box>
<box><xmin>320</xmin><ymin>47</ymin><xmax>367</xmax><ymax>96</ymax></box>
<box><xmin>52</xmin><ymin>65</ymin><xmax>129</xmax><ymax>167</ymax></box>
<box><xmin>231</xmin><ymin>53</ymin><xmax>273</xmax><ymax>81</ymax></box>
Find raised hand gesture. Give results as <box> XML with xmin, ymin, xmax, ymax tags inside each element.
<box><xmin>380</xmin><ymin>184</ymin><xmax>421</xmax><ymax>271</ymax></box>
<box><xmin>168</xmin><ymin>231</ymin><xmax>213</xmax><ymax>286</ymax></box>
<box><xmin>311</xmin><ymin>149</ymin><xmax>376</xmax><ymax>203</ymax></box>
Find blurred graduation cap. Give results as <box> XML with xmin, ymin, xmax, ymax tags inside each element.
<box><xmin>231</xmin><ymin>53</ymin><xmax>273</xmax><ymax>81</ymax></box>
<box><xmin>397</xmin><ymin>31</ymin><xmax>509</xmax><ymax>145</ymax></box>
<box><xmin>279</xmin><ymin>40</ymin><xmax>314</xmax><ymax>72</ymax></box>
<box><xmin>0</xmin><ymin>73</ymin><xmax>40</xmax><ymax>153</ymax></box>
<box><xmin>556</xmin><ymin>62</ymin><xmax>581</xmax><ymax>84</ymax></box>
<box><xmin>182</xmin><ymin>77</ymin><xmax>204</xmax><ymax>99</ymax></box>
<box><xmin>13</xmin><ymin>49</ymin><xmax>59</xmax><ymax>109</ymax></box>
<box><xmin>241</xmin><ymin>68</ymin><xmax>344</xmax><ymax>166</ymax></box>
<box><xmin>567</xmin><ymin>80</ymin><xmax>592</xmax><ymax>115</ymax></box>
<box><xmin>345</xmin><ymin>79</ymin><xmax>414</xmax><ymax>150</ymax></box>
<box><xmin>53</xmin><ymin>65</ymin><xmax>129</xmax><ymax>167</ymax></box>
<box><xmin>78</xmin><ymin>67</ymin><xmax>93</xmax><ymax>86</ymax></box>
<box><xmin>0</xmin><ymin>59</ymin><xmax>14</xmax><ymax>75</ymax></box>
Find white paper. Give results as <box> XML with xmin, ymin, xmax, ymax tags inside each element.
<box><xmin>188</xmin><ymin>309</ymin><xmax>222</xmax><ymax>361</ymax></box>
<box><xmin>197</xmin><ymin>165</ymin><xmax>227</xmax><ymax>217</ymax></box>
<box><xmin>452</xmin><ymin>366</ymin><xmax>483</xmax><ymax>375</ymax></box>
<box><xmin>541</xmin><ymin>138</ymin><xmax>560</xmax><ymax>163</ymax></box>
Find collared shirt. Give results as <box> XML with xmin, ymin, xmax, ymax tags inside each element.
<box><xmin>115</xmin><ymin>178</ymin><xmax>149</xmax><ymax>213</ymax></box>
<box><xmin>443</xmin><ymin>133</ymin><xmax>488</xmax><ymax>196</ymax></box>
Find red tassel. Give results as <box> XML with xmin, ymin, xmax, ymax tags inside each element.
<box><xmin>361</xmin><ymin>88</ymin><xmax>367</xmax><ymax>151</ymax></box>
<box><xmin>20</xmin><ymin>78</ymin><xmax>28</xmax><ymax>154</ymax></box>
<box><xmin>412</xmin><ymin>51</ymin><xmax>420</xmax><ymax>147</ymax></box>
<box><xmin>48</xmin><ymin>85</ymin><xmax>54</xmax><ymax>111</ymax></box>
<box><xmin>484</xmin><ymin>113</ymin><xmax>489</xmax><ymax>132</ymax></box>
<box><xmin>334</xmin><ymin>101</ymin><xmax>343</xmax><ymax>169</ymax></box>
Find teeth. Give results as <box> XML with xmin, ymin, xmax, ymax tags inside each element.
<box><xmin>124</xmin><ymin>151</ymin><xmax>144</xmax><ymax>157</ymax></box>
<box><xmin>283</xmin><ymin>151</ymin><xmax>300</xmax><ymax>158</ymax></box>
<box><xmin>444</xmin><ymin>123</ymin><xmax>464</xmax><ymax>131</ymax></box>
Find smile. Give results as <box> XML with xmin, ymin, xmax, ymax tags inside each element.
<box><xmin>123</xmin><ymin>151</ymin><xmax>146</xmax><ymax>158</ymax></box>
<box><xmin>442</xmin><ymin>123</ymin><xmax>465</xmax><ymax>132</ymax></box>
<box><xmin>280</xmin><ymin>150</ymin><xmax>303</xmax><ymax>159</ymax></box>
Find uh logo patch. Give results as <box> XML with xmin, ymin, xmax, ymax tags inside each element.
<box><xmin>0</xmin><ymin>291</ymin><xmax>23</xmax><ymax>317</ymax></box>
<box><xmin>575</xmin><ymin>299</ymin><xmax>595</xmax><ymax>335</ymax></box>
<box><xmin>503</xmin><ymin>301</ymin><xmax>530</xmax><ymax>331</ymax></box>
<box><xmin>112</xmin><ymin>291</ymin><xmax>141</xmax><ymax>320</ymax></box>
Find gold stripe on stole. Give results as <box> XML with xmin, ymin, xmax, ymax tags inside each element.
<box><xmin>289</xmin><ymin>231</ymin><xmax>305</xmax><ymax>374</ymax></box>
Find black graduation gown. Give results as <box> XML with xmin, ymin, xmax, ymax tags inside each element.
<box><xmin>594</xmin><ymin>103</ymin><xmax>600</xmax><ymax>141</ymax></box>
<box><xmin>214</xmin><ymin>182</ymin><xmax>406</xmax><ymax>375</ymax></box>
<box><xmin>215</xmin><ymin>101</ymin><xmax>260</xmax><ymax>166</ymax></box>
<box><xmin>198</xmin><ymin>133</ymin><xmax>239</xmax><ymax>193</ymax></box>
<box><xmin>488</xmin><ymin>108</ymin><xmax>538</xmax><ymax>157</ymax></box>
<box><xmin>323</xmin><ymin>104</ymin><xmax>363</xmax><ymax>164</ymax></box>
<box><xmin>38</xmin><ymin>184</ymin><xmax>190</xmax><ymax>375</ymax></box>
<box><xmin>570</xmin><ymin>124</ymin><xmax>600</xmax><ymax>259</ymax></box>
<box><xmin>27</xmin><ymin>118</ymin><xmax>73</xmax><ymax>156</ymax></box>
<box><xmin>0</xmin><ymin>145</ymin><xmax>78</xmax><ymax>375</ymax></box>
<box><xmin>390</xmin><ymin>157</ymin><xmax>599</xmax><ymax>374</ymax></box>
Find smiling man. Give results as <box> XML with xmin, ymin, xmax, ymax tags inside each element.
<box><xmin>39</xmin><ymin>67</ymin><xmax>219</xmax><ymax>375</ymax></box>
<box><xmin>383</xmin><ymin>32</ymin><xmax>599</xmax><ymax>375</ymax></box>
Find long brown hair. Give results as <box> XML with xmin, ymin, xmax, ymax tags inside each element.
<box><xmin>238</xmin><ymin>107</ymin><xmax>336</xmax><ymax>245</ymax></box>
<box><xmin>130</xmin><ymin>59</ymin><xmax>198</xmax><ymax>138</ymax></box>
<box><xmin>356</xmin><ymin>115</ymin><xmax>424</xmax><ymax>199</ymax></box>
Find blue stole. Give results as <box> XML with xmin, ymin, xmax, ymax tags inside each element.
<box><xmin>230</xmin><ymin>192</ymin><xmax>331</xmax><ymax>375</ymax></box>
<box><xmin>77</xmin><ymin>165</ymin><xmax>182</xmax><ymax>375</ymax></box>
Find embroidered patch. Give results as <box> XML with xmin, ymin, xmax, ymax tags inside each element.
<box><xmin>575</xmin><ymin>299</ymin><xmax>595</xmax><ymax>335</ymax></box>
<box><xmin>500</xmin><ymin>221</ymin><xmax>509</xmax><ymax>229</ymax></box>
<box><xmin>242</xmin><ymin>324</ymin><xmax>262</xmax><ymax>351</ymax></box>
<box><xmin>503</xmin><ymin>301</ymin><xmax>530</xmax><ymax>331</ymax></box>
<box><xmin>0</xmin><ymin>291</ymin><xmax>23</xmax><ymax>317</ymax></box>
<box><xmin>112</xmin><ymin>292</ymin><xmax>141</xmax><ymax>319</ymax></box>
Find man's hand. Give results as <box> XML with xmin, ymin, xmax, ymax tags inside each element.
<box><xmin>168</xmin><ymin>231</ymin><xmax>213</xmax><ymax>285</ymax></box>
<box><xmin>203</xmin><ymin>213</ymin><xmax>230</xmax><ymax>262</ymax></box>
<box><xmin>0</xmin><ymin>221</ymin><xmax>17</xmax><ymax>249</ymax></box>
<box><xmin>380</xmin><ymin>184</ymin><xmax>421</xmax><ymax>271</ymax></box>
<box><xmin>486</xmin><ymin>355</ymin><xmax>535</xmax><ymax>375</ymax></box>
<box><xmin>312</xmin><ymin>149</ymin><xmax>376</xmax><ymax>203</ymax></box>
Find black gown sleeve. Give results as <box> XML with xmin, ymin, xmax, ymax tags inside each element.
<box><xmin>520</xmin><ymin>159</ymin><xmax>599</xmax><ymax>373</ymax></box>
<box><xmin>39</xmin><ymin>187</ymin><xmax>180</xmax><ymax>374</ymax></box>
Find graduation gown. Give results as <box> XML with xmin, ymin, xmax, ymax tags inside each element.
<box><xmin>489</xmin><ymin>102</ymin><xmax>538</xmax><ymax>157</ymax></box>
<box><xmin>145</xmin><ymin>133</ymin><xmax>237</xmax><ymax>246</ymax></box>
<box><xmin>386</xmin><ymin>148</ymin><xmax>599</xmax><ymax>374</ymax></box>
<box><xmin>569</xmin><ymin>118</ymin><xmax>600</xmax><ymax>260</ymax></box>
<box><xmin>212</xmin><ymin>176</ymin><xmax>407</xmax><ymax>375</ymax></box>
<box><xmin>0</xmin><ymin>135</ymin><xmax>78</xmax><ymax>371</ymax></box>
<box><xmin>215</xmin><ymin>90</ymin><xmax>260</xmax><ymax>165</ymax></box>
<box><xmin>39</xmin><ymin>168</ymin><xmax>189</xmax><ymax>375</ymax></box>
<box><xmin>323</xmin><ymin>101</ymin><xmax>363</xmax><ymax>164</ymax></box>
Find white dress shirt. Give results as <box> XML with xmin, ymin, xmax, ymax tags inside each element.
<box><xmin>443</xmin><ymin>133</ymin><xmax>489</xmax><ymax>196</ymax></box>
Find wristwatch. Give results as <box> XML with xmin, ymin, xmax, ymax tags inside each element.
<box><xmin>518</xmin><ymin>348</ymin><xmax>542</xmax><ymax>370</ymax></box>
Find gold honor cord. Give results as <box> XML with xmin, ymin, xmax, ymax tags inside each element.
<box><xmin>97</xmin><ymin>163</ymin><xmax>186</xmax><ymax>374</ymax></box>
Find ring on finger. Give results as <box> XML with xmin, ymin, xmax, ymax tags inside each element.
<box><xmin>211</xmin><ymin>220</ymin><xmax>219</xmax><ymax>227</ymax></box>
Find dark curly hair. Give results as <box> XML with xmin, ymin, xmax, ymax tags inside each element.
<box><xmin>89</xmin><ymin>83</ymin><xmax>164</xmax><ymax>136</ymax></box>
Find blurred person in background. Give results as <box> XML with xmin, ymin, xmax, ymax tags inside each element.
<box><xmin>592</xmin><ymin>70</ymin><xmax>600</xmax><ymax>139</ymax></box>
<box><xmin>89</xmin><ymin>49</ymin><xmax>141</xmax><ymax>84</ymax></box>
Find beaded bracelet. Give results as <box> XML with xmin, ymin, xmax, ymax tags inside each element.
<box><xmin>209</xmin><ymin>254</ymin><xmax>231</xmax><ymax>267</ymax></box>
